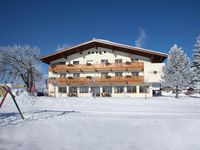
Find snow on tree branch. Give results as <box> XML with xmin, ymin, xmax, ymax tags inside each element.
<box><xmin>161</xmin><ymin>44</ymin><xmax>192</xmax><ymax>98</ymax></box>
<box><xmin>0</xmin><ymin>45</ymin><xmax>42</xmax><ymax>92</ymax></box>
<box><xmin>191</xmin><ymin>35</ymin><xmax>200</xmax><ymax>89</ymax></box>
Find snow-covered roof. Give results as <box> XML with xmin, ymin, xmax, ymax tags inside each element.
<box><xmin>93</xmin><ymin>38</ymin><xmax>168</xmax><ymax>56</ymax></box>
<box><xmin>41</xmin><ymin>38</ymin><xmax>168</xmax><ymax>64</ymax></box>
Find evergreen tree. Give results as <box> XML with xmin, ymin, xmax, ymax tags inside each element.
<box><xmin>162</xmin><ymin>44</ymin><xmax>192</xmax><ymax>98</ymax></box>
<box><xmin>191</xmin><ymin>35</ymin><xmax>200</xmax><ymax>90</ymax></box>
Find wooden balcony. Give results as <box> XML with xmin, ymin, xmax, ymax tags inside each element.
<box><xmin>49</xmin><ymin>62</ymin><xmax>144</xmax><ymax>73</ymax></box>
<box><xmin>49</xmin><ymin>76</ymin><xmax>144</xmax><ymax>85</ymax></box>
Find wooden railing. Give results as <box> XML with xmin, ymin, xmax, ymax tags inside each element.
<box><xmin>49</xmin><ymin>76</ymin><xmax>144</xmax><ymax>85</ymax></box>
<box><xmin>49</xmin><ymin>62</ymin><xmax>144</xmax><ymax>72</ymax></box>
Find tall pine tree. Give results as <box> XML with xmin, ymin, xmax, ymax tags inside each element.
<box><xmin>191</xmin><ymin>35</ymin><xmax>200</xmax><ymax>90</ymax></box>
<box><xmin>162</xmin><ymin>44</ymin><xmax>192</xmax><ymax>98</ymax></box>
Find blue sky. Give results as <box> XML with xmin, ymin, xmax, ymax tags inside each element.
<box><xmin>0</xmin><ymin>0</ymin><xmax>200</xmax><ymax>72</ymax></box>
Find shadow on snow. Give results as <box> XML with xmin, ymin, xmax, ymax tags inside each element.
<box><xmin>0</xmin><ymin>110</ymin><xmax>81</xmax><ymax>126</ymax></box>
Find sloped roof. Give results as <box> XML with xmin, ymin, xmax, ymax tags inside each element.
<box><xmin>41</xmin><ymin>38</ymin><xmax>168</xmax><ymax>64</ymax></box>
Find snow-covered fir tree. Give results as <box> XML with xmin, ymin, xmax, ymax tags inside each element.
<box><xmin>191</xmin><ymin>35</ymin><xmax>200</xmax><ymax>90</ymax></box>
<box><xmin>162</xmin><ymin>44</ymin><xmax>192</xmax><ymax>98</ymax></box>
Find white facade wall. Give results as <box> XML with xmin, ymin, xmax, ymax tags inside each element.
<box><xmin>48</xmin><ymin>47</ymin><xmax>164</xmax><ymax>98</ymax></box>
<box><xmin>144</xmin><ymin>62</ymin><xmax>165</xmax><ymax>83</ymax></box>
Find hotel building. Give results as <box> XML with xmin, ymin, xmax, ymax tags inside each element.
<box><xmin>41</xmin><ymin>39</ymin><xmax>167</xmax><ymax>97</ymax></box>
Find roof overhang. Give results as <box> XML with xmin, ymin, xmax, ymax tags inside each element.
<box><xmin>40</xmin><ymin>39</ymin><xmax>168</xmax><ymax>64</ymax></box>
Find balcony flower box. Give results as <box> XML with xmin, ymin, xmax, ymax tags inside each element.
<box><xmin>125</xmin><ymin>61</ymin><xmax>131</xmax><ymax>65</ymax></box>
<box><xmin>68</xmin><ymin>64</ymin><xmax>73</xmax><ymax>67</ymax></box>
<box><xmin>106</xmin><ymin>62</ymin><xmax>111</xmax><ymax>65</ymax></box>
<box><xmin>86</xmin><ymin>76</ymin><xmax>92</xmax><ymax>79</ymax></box>
<box><xmin>126</xmin><ymin>75</ymin><xmax>132</xmax><ymax>78</ymax></box>
<box><xmin>101</xmin><ymin>92</ymin><xmax>112</xmax><ymax>97</ymax></box>
<box><xmin>68</xmin><ymin>76</ymin><xmax>73</xmax><ymax>79</ymax></box>
<box><xmin>86</xmin><ymin>63</ymin><xmax>92</xmax><ymax>66</ymax></box>
<box><xmin>68</xmin><ymin>92</ymin><xmax>78</xmax><ymax>97</ymax></box>
<box><xmin>106</xmin><ymin>75</ymin><xmax>111</xmax><ymax>79</ymax></box>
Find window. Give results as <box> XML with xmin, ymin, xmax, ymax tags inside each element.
<box><xmin>79</xmin><ymin>86</ymin><xmax>89</xmax><ymax>93</ymax></box>
<box><xmin>96</xmin><ymin>51</ymin><xmax>98</xmax><ymax>54</ymax></box>
<box><xmin>103</xmin><ymin>86</ymin><xmax>112</xmax><ymax>93</ymax></box>
<box><xmin>104</xmin><ymin>51</ymin><xmax>106</xmax><ymax>53</ymax></box>
<box><xmin>115</xmin><ymin>59</ymin><xmax>122</xmax><ymax>64</ymax></box>
<box><xmin>60</xmin><ymin>73</ymin><xmax>66</xmax><ymax>77</ymax></box>
<box><xmin>115</xmin><ymin>72</ymin><xmax>122</xmax><ymax>76</ymax></box>
<box><xmin>69</xmin><ymin>86</ymin><xmax>77</xmax><ymax>93</ymax></box>
<box><xmin>58</xmin><ymin>87</ymin><xmax>67</xmax><ymax>93</ymax></box>
<box><xmin>86</xmin><ymin>60</ymin><xmax>93</xmax><ymax>64</ymax></box>
<box><xmin>53</xmin><ymin>62</ymin><xmax>65</xmax><ymax>66</ymax></box>
<box><xmin>101</xmin><ymin>59</ymin><xmax>108</xmax><ymax>64</ymax></box>
<box><xmin>132</xmin><ymin>72</ymin><xmax>139</xmax><ymax>76</ymax></box>
<box><xmin>73</xmin><ymin>61</ymin><xmax>79</xmax><ymax>64</ymax></box>
<box><xmin>131</xmin><ymin>58</ymin><xmax>139</xmax><ymax>62</ymax></box>
<box><xmin>92</xmin><ymin>52</ymin><xmax>94</xmax><ymax>54</ymax></box>
<box><xmin>139</xmin><ymin>85</ymin><xmax>149</xmax><ymax>93</ymax></box>
<box><xmin>127</xmin><ymin>86</ymin><xmax>136</xmax><ymax>93</ymax></box>
<box><xmin>139</xmin><ymin>86</ymin><xmax>145</xmax><ymax>93</ymax></box>
<box><xmin>73</xmin><ymin>73</ymin><xmax>80</xmax><ymax>77</ymax></box>
<box><xmin>88</xmin><ymin>52</ymin><xmax>90</xmax><ymax>54</ymax></box>
<box><xmin>114</xmin><ymin>86</ymin><xmax>124</xmax><ymax>93</ymax></box>
<box><xmin>101</xmin><ymin>72</ymin><xmax>108</xmax><ymax>77</ymax></box>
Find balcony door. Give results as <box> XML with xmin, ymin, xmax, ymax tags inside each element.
<box><xmin>91</xmin><ymin>86</ymin><xmax>100</xmax><ymax>97</ymax></box>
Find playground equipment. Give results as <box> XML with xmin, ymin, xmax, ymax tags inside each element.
<box><xmin>0</xmin><ymin>85</ymin><xmax>24</xmax><ymax>119</ymax></box>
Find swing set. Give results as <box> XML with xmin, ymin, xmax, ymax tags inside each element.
<box><xmin>0</xmin><ymin>85</ymin><xmax>24</xmax><ymax>119</ymax></box>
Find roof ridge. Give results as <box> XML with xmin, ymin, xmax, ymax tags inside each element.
<box><xmin>92</xmin><ymin>38</ymin><xmax>168</xmax><ymax>56</ymax></box>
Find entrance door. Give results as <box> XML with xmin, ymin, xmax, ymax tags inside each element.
<box><xmin>91</xmin><ymin>87</ymin><xmax>100</xmax><ymax>97</ymax></box>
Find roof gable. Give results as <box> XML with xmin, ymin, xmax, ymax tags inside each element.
<box><xmin>41</xmin><ymin>39</ymin><xmax>168</xmax><ymax>64</ymax></box>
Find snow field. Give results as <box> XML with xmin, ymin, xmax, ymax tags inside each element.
<box><xmin>0</xmin><ymin>95</ymin><xmax>200</xmax><ymax>150</ymax></box>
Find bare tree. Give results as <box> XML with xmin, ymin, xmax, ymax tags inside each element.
<box><xmin>0</xmin><ymin>45</ymin><xmax>42</xmax><ymax>92</ymax></box>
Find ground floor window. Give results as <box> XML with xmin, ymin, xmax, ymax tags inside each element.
<box><xmin>139</xmin><ymin>85</ymin><xmax>149</xmax><ymax>93</ymax></box>
<box><xmin>102</xmin><ymin>86</ymin><xmax>112</xmax><ymax>93</ymax></box>
<box><xmin>69</xmin><ymin>86</ymin><xmax>77</xmax><ymax>93</ymax></box>
<box><xmin>58</xmin><ymin>87</ymin><xmax>67</xmax><ymax>93</ymax></box>
<box><xmin>127</xmin><ymin>86</ymin><xmax>137</xmax><ymax>93</ymax></box>
<box><xmin>114</xmin><ymin>86</ymin><xmax>124</xmax><ymax>93</ymax></box>
<box><xmin>79</xmin><ymin>86</ymin><xmax>89</xmax><ymax>93</ymax></box>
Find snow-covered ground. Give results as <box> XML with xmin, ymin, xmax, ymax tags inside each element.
<box><xmin>1</xmin><ymin>93</ymin><xmax>200</xmax><ymax>150</ymax></box>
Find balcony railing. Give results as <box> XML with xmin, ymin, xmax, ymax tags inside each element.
<box><xmin>49</xmin><ymin>76</ymin><xmax>144</xmax><ymax>85</ymax></box>
<box><xmin>49</xmin><ymin>62</ymin><xmax>144</xmax><ymax>73</ymax></box>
